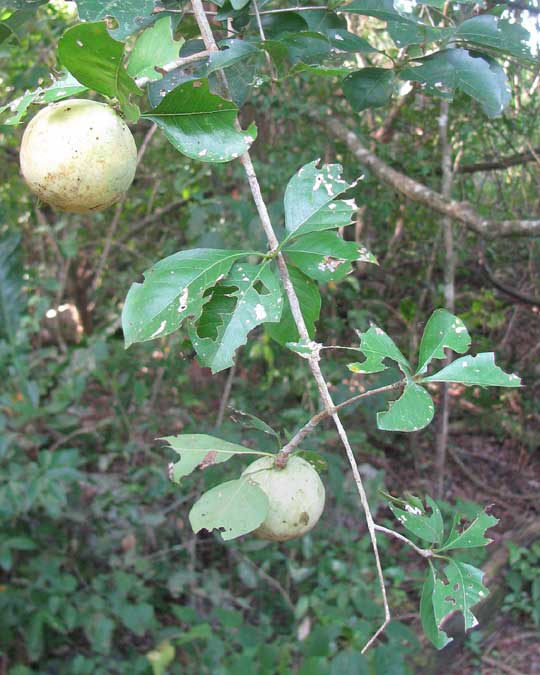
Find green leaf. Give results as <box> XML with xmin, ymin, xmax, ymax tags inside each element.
<box><xmin>206</xmin><ymin>39</ymin><xmax>259</xmax><ymax>75</ymax></box>
<box><xmin>84</xmin><ymin>614</ymin><xmax>115</xmax><ymax>654</ymax></box>
<box><xmin>422</xmin><ymin>352</ymin><xmax>521</xmax><ymax>387</ymax></box>
<box><xmin>342</xmin><ymin>0</ymin><xmax>417</xmax><ymax>25</ymax></box>
<box><xmin>401</xmin><ymin>48</ymin><xmax>511</xmax><ymax>118</ymax></box>
<box><xmin>41</xmin><ymin>71</ymin><xmax>88</xmax><ymax>102</ymax></box>
<box><xmin>147</xmin><ymin>641</ymin><xmax>175</xmax><ymax>675</ymax></box>
<box><xmin>122</xmin><ymin>249</ymin><xmax>249</xmax><ymax>347</ymax></box>
<box><xmin>1</xmin><ymin>90</ymin><xmax>39</xmax><ymax>125</ymax></box>
<box><xmin>437</xmin><ymin>508</ymin><xmax>498</xmax><ymax>552</ymax></box>
<box><xmin>388</xmin><ymin>494</ymin><xmax>443</xmax><ymax>544</ymax></box>
<box><xmin>127</xmin><ymin>16</ymin><xmax>183</xmax><ymax>81</ymax></box>
<box><xmin>388</xmin><ymin>21</ymin><xmax>453</xmax><ymax>48</ymax></box>
<box><xmin>284</xmin><ymin>231</ymin><xmax>376</xmax><ymax>282</ymax></box>
<box><xmin>0</xmin><ymin>234</ymin><xmax>24</xmax><ymax>343</ymax></box>
<box><xmin>229</xmin><ymin>409</ymin><xmax>279</xmax><ymax>438</ymax></box>
<box><xmin>0</xmin><ymin>5</ymin><xmax>46</xmax><ymax>45</ymax></box>
<box><xmin>143</xmin><ymin>79</ymin><xmax>257</xmax><ymax>162</ymax></box>
<box><xmin>189</xmin><ymin>478</ymin><xmax>269</xmax><ymax>541</ymax></box>
<box><xmin>74</xmin><ymin>0</ymin><xmax>176</xmax><ymax>40</ymax></box>
<box><xmin>330</xmin><ymin>649</ymin><xmax>369</xmax><ymax>675</ymax></box>
<box><xmin>266</xmin><ymin>266</ymin><xmax>321</xmax><ymax>345</ymax></box>
<box><xmin>347</xmin><ymin>323</ymin><xmax>410</xmax><ymax>375</ymax></box>
<box><xmin>377</xmin><ymin>383</ymin><xmax>434</xmax><ymax>432</ymax></box>
<box><xmin>188</xmin><ymin>263</ymin><xmax>283</xmax><ymax>373</ymax></box>
<box><xmin>432</xmin><ymin>560</ymin><xmax>488</xmax><ymax>634</ymax></box>
<box><xmin>284</xmin><ymin>160</ymin><xmax>356</xmax><ymax>237</ymax></box>
<box><xmin>343</xmin><ymin>68</ymin><xmax>395</xmax><ymax>112</ymax></box>
<box><xmin>416</xmin><ymin>309</ymin><xmax>471</xmax><ymax>375</ymax></box>
<box><xmin>163</xmin><ymin>434</ymin><xmax>271</xmax><ymax>482</ymax></box>
<box><xmin>58</xmin><ymin>22</ymin><xmax>141</xmax><ymax>121</ymax></box>
<box><xmin>456</xmin><ymin>15</ymin><xmax>537</xmax><ymax>63</ymax></box>
<box><xmin>420</xmin><ymin>563</ymin><xmax>451</xmax><ymax>649</ymax></box>
<box><xmin>328</xmin><ymin>29</ymin><xmax>376</xmax><ymax>53</ymax></box>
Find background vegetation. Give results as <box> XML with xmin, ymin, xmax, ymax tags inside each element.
<box><xmin>1</xmin><ymin>1</ymin><xmax>539</xmax><ymax>673</ymax></box>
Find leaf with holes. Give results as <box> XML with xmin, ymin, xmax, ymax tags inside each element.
<box><xmin>432</xmin><ymin>560</ymin><xmax>488</xmax><ymax>634</ymax></box>
<box><xmin>58</xmin><ymin>22</ymin><xmax>141</xmax><ymax>121</ymax></box>
<box><xmin>456</xmin><ymin>15</ymin><xmax>537</xmax><ymax>63</ymax></box>
<box><xmin>343</xmin><ymin>68</ymin><xmax>395</xmax><ymax>112</ymax></box>
<box><xmin>284</xmin><ymin>231</ymin><xmax>376</xmax><ymax>283</ymax></box>
<box><xmin>422</xmin><ymin>352</ymin><xmax>521</xmax><ymax>387</ymax></box>
<box><xmin>189</xmin><ymin>478</ymin><xmax>269</xmax><ymax>541</ymax></box>
<box><xmin>416</xmin><ymin>309</ymin><xmax>471</xmax><ymax>375</ymax></box>
<box><xmin>388</xmin><ymin>494</ymin><xmax>443</xmax><ymax>544</ymax></box>
<box><xmin>377</xmin><ymin>383</ymin><xmax>434</xmax><ymax>432</ymax></box>
<box><xmin>421</xmin><ymin>563</ymin><xmax>452</xmax><ymax>649</ymax></box>
<box><xmin>348</xmin><ymin>323</ymin><xmax>410</xmax><ymax>375</ymax></box>
<box><xmin>401</xmin><ymin>48</ymin><xmax>511</xmax><ymax>118</ymax></box>
<box><xmin>127</xmin><ymin>16</ymin><xmax>184</xmax><ymax>81</ymax></box>
<box><xmin>122</xmin><ymin>249</ymin><xmax>251</xmax><ymax>347</ymax></box>
<box><xmin>188</xmin><ymin>263</ymin><xmax>283</xmax><ymax>373</ymax></box>
<box><xmin>266</xmin><ymin>266</ymin><xmax>321</xmax><ymax>345</ymax></box>
<box><xmin>437</xmin><ymin>508</ymin><xmax>498</xmax><ymax>552</ymax></box>
<box><xmin>143</xmin><ymin>79</ymin><xmax>257</xmax><ymax>162</ymax></box>
<box><xmin>163</xmin><ymin>434</ymin><xmax>273</xmax><ymax>482</ymax></box>
<box><xmin>284</xmin><ymin>161</ymin><xmax>357</xmax><ymax>237</ymax></box>
<box><xmin>74</xmin><ymin>0</ymin><xmax>179</xmax><ymax>40</ymax></box>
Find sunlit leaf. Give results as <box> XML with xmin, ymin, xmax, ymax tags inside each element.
<box><xmin>189</xmin><ymin>478</ymin><xmax>269</xmax><ymax>541</ymax></box>
<box><xmin>416</xmin><ymin>309</ymin><xmax>471</xmax><ymax>375</ymax></box>
<box><xmin>377</xmin><ymin>383</ymin><xmax>434</xmax><ymax>432</ymax></box>
<box><xmin>348</xmin><ymin>323</ymin><xmax>410</xmax><ymax>375</ymax></box>
<box><xmin>127</xmin><ymin>16</ymin><xmax>183</xmax><ymax>81</ymax></box>
<box><xmin>422</xmin><ymin>352</ymin><xmax>521</xmax><ymax>387</ymax></box>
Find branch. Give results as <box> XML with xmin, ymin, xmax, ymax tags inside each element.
<box><xmin>320</xmin><ymin>114</ymin><xmax>540</xmax><ymax>239</ymax></box>
<box><xmin>373</xmin><ymin>525</ymin><xmax>433</xmax><ymax>558</ymax></box>
<box><xmin>275</xmin><ymin>381</ymin><xmax>403</xmax><ymax>465</ymax></box>
<box><xmin>454</xmin><ymin>146</ymin><xmax>540</xmax><ymax>174</ymax></box>
<box><xmin>134</xmin><ymin>50</ymin><xmax>211</xmax><ymax>88</ymax></box>
<box><xmin>191</xmin><ymin>0</ymin><xmax>391</xmax><ymax>652</ymax></box>
<box><xmin>482</xmin><ymin>259</ymin><xmax>540</xmax><ymax>306</ymax></box>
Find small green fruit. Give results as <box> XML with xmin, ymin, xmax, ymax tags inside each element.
<box><xmin>20</xmin><ymin>99</ymin><xmax>137</xmax><ymax>213</ymax></box>
<box><xmin>242</xmin><ymin>455</ymin><xmax>325</xmax><ymax>541</ymax></box>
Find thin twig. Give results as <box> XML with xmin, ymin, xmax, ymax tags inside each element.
<box><xmin>190</xmin><ymin>0</ymin><xmax>391</xmax><ymax>651</ymax></box>
<box><xmin>276</xmin><ymin>381</ymin><xmax>403</xmax><ymax>463</ymax></box>
<box><xmin>252</xmin><ymin>0</ymin><xmax>277</xmax><ymax>83</ymax></box>
<box><xmin>374</xmin><ymin>525</ymin><xmax>433</xmax><ymax>558</ymax></box>
<box><xmin>135</xmin><ymin>50</ymin><xmax>210</xmax><ymax>88</ymax></box>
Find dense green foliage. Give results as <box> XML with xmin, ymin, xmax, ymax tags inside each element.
<box><xmin>1</xmin><ymin>0</ymin><xmax>539</xmax><ymax>673</ymax></box>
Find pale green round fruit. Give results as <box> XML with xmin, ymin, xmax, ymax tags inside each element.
<box><xmin>242</xmin><ymin>455</ymin><xmax>325</xmax><ymax>542</ymax></box>
<box><xmin>20</xmin><ymin>99</ymin><xmax>137</xmax><ymax>213</ymax></box>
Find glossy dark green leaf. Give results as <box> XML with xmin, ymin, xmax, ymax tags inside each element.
<box><xmin>58</xmin><ymin>22</ymin><xmax>141</xmax><ymax>121</ymax></box>
<box><xmin>401</xmin><ymin>48</ymin><xmax>511</xmax><ymax>118</ymax></box>
<box><xmin>377</xmin><ymin>383</ymin><xmax>434</xmax><ymax>432</ymax></box>
<box><xmin>143</xmin><ymin>79</ymin><xmax>257</xmax><ymax>162</ymax></box>
<box><xmin>284</xmin><ymin>231</ymin><xmax>376</xmax><ymax>282</ymax></box>
<box><xmin>342</xmin><ymin>0</ymin><xmax>417</xmax><ymax>25</ymax></box>
<box><xmin>416</xmin><ymin>309</ymin><xmax>471</xmax><ymax>375</ymax></box>
<box><xmin>163</xmin><ymin>434</ymin><xmax>272</xmax><ymax>482</ymax></box>
<box><xmin>388</xmin><ymin>21</ymin><xmax>453</xmax><ymax>48</ymax></box>
<box><xmin>188</xmin><ymin>263</ymin><xmax>283</xmax><ymax>373</ymax></box>
<box><xmin>266</xmin><ymin>266</ymin><xmax>321</xmax><ymax>345</ymax></box>
<box><xmin>423</xmin><ymin>352</ymin><xmax>521</xmax><ymax>387</ymax></box>
<box><xmin>456</xmin><ymin>15</ymin><xmax>537</xmax><ymax>63</ymax></box>
<box><xmin>122</xmin><ymin>249</ymin><xmax>250</xmax><ymax>347</ymax></box>
<box><xmin>189</xmin><ymin>478</ymin><xmax>269</xmax><ymax>541</ymax></box>
<box><xmin>343</xmin><ymin>68</ymin><xmax>395</xmax><ymax>112</ymax></box>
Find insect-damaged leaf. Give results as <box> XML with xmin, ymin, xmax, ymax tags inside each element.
<box><xmin>143</xmin><ymin>79</ymin><xmax>257</xmax><ymax>163</ymax></box>
<box><xmin>127</xmin><ymin>16</ymin><xmax>184</xmax><ymax>82</ymax></box>
<box><xmin>348</xmin><ymin>323</ymin><xmax>410</xmax><ymax>375</ymax></box>
<box><xmin>122</xmin><ymin>249</ymin><xmax>250</xmax><ymax>347</ymax></box>
<box><xmin>421</xmin><ymin>563</ymin><xmax>451</xmax><ymax>649</ymax></box>
<box><xmin>388</xmin><ymin>494</ymin><xmax>444</xmax><ymax>544</ymax></box>
<box><xmin>189</xmin><ymin>478</ymin><xmax>269</xmax><ymax>541</ymax></box>
<box><xmin>283</xmin><ymin>161</ymin><xmax>357</xmax><ymax>237</ymax></box>
<box><xmin>416</xmin><ymin>308</ymin><xmax>471</xmax><ymax>375</ymax></box>
<box><xmin>284</xmin><ymin>231</ymin><xmax>376</xmax><ymax>283</ymax></box>
<box><xmin>437</xmin><ymin>508</ymin><xmax>498</xmax><ymax>552</ymax></box>
<box><xmin>422</xmin><ymin>352</ymin><xmax>521</xmax><ymax>388</ymax></box>
<box><xmin>188</xmin><ymin>263</ymin><xmax>283</xmax><ymax>373</ymax></box>
<box><xmin>377</xmin><ymin>383</ymin><xmax>434</xmax><ymax>432</ymax></box>
<box><xmin>163</xmin><ymin>434</ymin><xmax>272</xmax><ymax>482</ymax></box>
<box><xmin>432</xmin><ymin>561</ymin><xmax>488</xmax><ymax>635</ymax></box>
